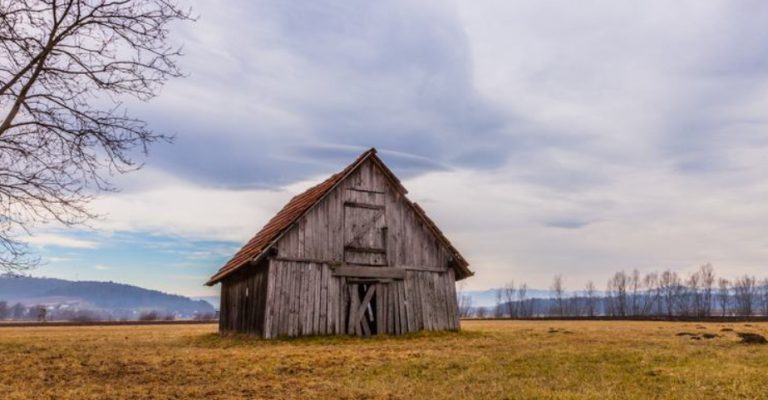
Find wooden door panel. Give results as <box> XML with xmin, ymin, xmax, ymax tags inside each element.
<box><xmin>343</xmin><ymin>200</ymin><xmax>388</xmax><ymax>266</ymax></box>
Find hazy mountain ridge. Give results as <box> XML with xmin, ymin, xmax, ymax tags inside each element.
<box><xmin>0</xmin><ymin>275</ymin><xmax>215</xmax><ymax>315</ymax></box>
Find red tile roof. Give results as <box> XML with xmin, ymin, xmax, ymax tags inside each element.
<box><xmin>205</xmin><ymin>148</ymin><xmax>472</xmax><ymax>286</ymax></box>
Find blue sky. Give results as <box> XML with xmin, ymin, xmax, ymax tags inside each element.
<box><xmin>23</xmin><ymin>0</ymin><xmax>768</xmax><ymax>298</ymax></box>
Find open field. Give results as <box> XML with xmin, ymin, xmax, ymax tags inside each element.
<box><xmin>1</xmin><ymin>321</ymin><xmax>767</xmax><ymax>399</ymax></box>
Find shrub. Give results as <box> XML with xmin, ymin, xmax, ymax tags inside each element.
<box><xmin>139</xmin><ymin>311</ymin><xmax>160</xmax><ymax>321</ymax></box>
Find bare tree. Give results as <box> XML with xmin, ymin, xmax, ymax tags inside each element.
<box><xmin>475</xmin><ymin>306</ymin><xmax>487</xmax><ymax>319</ymax></box>
<box><xmin>493</xmin><ymin>288</ymin><xmax>504</xmax><ymax>318</ymax></box>
<box><xmin>584</xmin><ymin>281</ymin><xmax>597</xmax><ymax>317</ymax></box>
<box><xmin>717</xmin><ymin>278</ymin><xmax>730</xmax><ymax>317</ymax></box>
<box><xmin>517</xmin><ymin>283</ymin><xmax>529</xmax><ymax>317</ymax></box>
<box><xmin>456</xmin><ymin>282</ymin><xmax>473</xmax><ymax>318</ymax></box>
<box><xmin>698</xmin><ymin>263</ymin><xmax>715</xmax><ymax>317</ymax></box>
<box><xmin>0</xmin><ymin>0</ymin><xmax>192</xmax><ymax>272</ymax></box>
<box><xmin>629</xmin><ymin>269</ymin><xmax>641</xmax><ymax>316</ymax></box>
<box><xmin>606</xmin><ymin>271</ymin><xmax>628</xmax><ymax>317</ymax></box>
<box><xmin>759</xmin><ymin>278</ymin><xmax>768</xmax><ymax>317</ymax></box>
<box><xmin>502</xmin><ymin>282</ymin><xmax>516</xmax><ymax>318</ymax></box>
<box><xmin>0</xmin><ymin>300</ymin><xmax>8</xmax><ymax>319</ymax></box>
<box><xmin>732</xmin><ymin>275</ymin><xmax>756</xmax><ymax>317</ymax></box>
<box><xmin>550</xmin><ymin>274</ymin><xmax>565</xmax><ymax>317</ymax></box>
<box><xmin>659</xmin><ymin>270</ymin><xmax>682</xmax><ymax>317</ymax></box>
<box><xmin>686</xmin><ymin>271</ymin><xmax>701</xmax><ymax>317</ymax></box>
<box><xmin>10</xmin><ymin>302</ymin><xmax>25</xmax><ymax>319</ymax></box>
<box><xmin>641</xmin><ymin>272</ymin><xmax>660</xmax><ymax>316</ymax></box>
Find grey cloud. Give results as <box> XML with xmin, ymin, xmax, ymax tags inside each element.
<box><xmin>128</xmin><ymin>0</ymin><xmax>528</xmax><ymax>189</ymax></box>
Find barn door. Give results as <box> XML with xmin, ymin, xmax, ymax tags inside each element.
<box><xmin>346</xmin><ymin>281</ymin><xmax>379</xmax><ymax>336</ymax></box>
<box><xmin>343</xmin><ymin>200</ymin><xmax>387</xmax><ymax>266</ymax></box>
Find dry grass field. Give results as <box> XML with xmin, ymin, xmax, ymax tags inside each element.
<box><xmin>1</xmin><ymin>320</ymin><xmax>767</xmax><ymax>399</ymax></box>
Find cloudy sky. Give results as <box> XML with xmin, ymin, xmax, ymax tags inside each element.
<box><xmin>25</xmin><ymin>0</ymin><xmax>768</xmax><ymax>298</ymax></box>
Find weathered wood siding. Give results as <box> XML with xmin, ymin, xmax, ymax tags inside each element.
<box><xmin>257</xmin><ymin>158</ymin><xmax>460</xmax><ymax>337</ymax></box>
<box><xmin>261</xmin><ymin>259</ymin><xmax>459</xmax><ymax>338</ymax></box>
<box><xmin>219</xmin><ymin>158</ymin><xmax>461</xmax><ymax>337</ymax></box>
<box><xmin>219</xmin><ymin>259</ymin><xmax>270</xmax><ymax>335</ymax></box>
<box><xmin>276</xmin><ymin>158</ymin><xmax>451</xmax><ymax>269</ymax></box>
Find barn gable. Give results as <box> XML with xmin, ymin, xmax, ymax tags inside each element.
<box><xmin>209</xmin><ymin>148</ymin><xmax>473</xmax><ymax>338</ymax></box>
<box><xmin>206</xmin><ymin>148</ymin><xmax>471</xmax><ymax>286</ymax></box>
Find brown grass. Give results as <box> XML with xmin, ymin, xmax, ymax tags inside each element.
<box><xmin>1</xmin><ymin>320</ymin><xmax>767</xmax><ymax>399</ymax></box>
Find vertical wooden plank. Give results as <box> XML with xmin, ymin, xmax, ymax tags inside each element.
<box><xmin>297</xmin><ymin>220</ymin><xmax>305</xmax><ymax>258</ymax></box>
<box><xmin>319</xmin><ymin>264</ymin><xmax>329</xmax><ymax>335</ymax></box>
<box><xmin>389</xmin><ymin>280</ymin><xmax>397</xmax><ymax>335</ymax></box>
<box><xmin>274</xmin><ymin>263</ymin><xmax>284</xmax><ymax>336</ymax></box>
<box><xmin>419</xmin><ymin>273</ymin><xmax>431</xmax><ymax>331</ymax></box>
<box><xmin>276</xmin><ymin>262</ymin><xmax>288</xmax><ymax>337</ymax></box>
<box><xmin>446</xmin><ymin>269</ymin><xmax>459</xmax><ymax>330</ymax></box>
<box><xmin>435</xmin><ymin>274</ymin><xmax>444</xmax><ymax>330</ymax></box>
<box><xmin>292</xmin><ymin>262</ymin><xmax>302</xmax><ymax>337</ymax></box>
<box><xmin>439</xmin><ymin>271</ymin><xmax>449</xmax><ymax>331</ymax></box>
<box><xmin>375</xmin><ymin>283</ymin><xmax>384</xmax><ymax>335</ymax></box>
<box><xmin>380</xmin><ymin>283</ymin><xmax>388</xmax><ymax>335</ymax></box>
<box><xmin>219</xmin><ymin>284</ymin><xmax>227</xmax><ymax>333</ymax></box>
<box><xmin>312</xmin><ymin>264</ymin><xmax>321</xmax><ymax>335</ymax></box>
<box><xmin>397</xmin><ymin>280</ymin><xmax>407</xmax><ymax>335</ymax></box>
<box><xmin>402</xmin><ymin>273</ymin><xmax>413</xmax><ymax>334</ymax></box>
<box><xmin>294</xmin><ymin>263</ymin><xmax>307</xmax><ymax>336</ymax></box>
<box><xmin>410</xmin><ymin>272</ymin><xmax>420</xmax><ymax>331</ymax></box>
<box><xmin>337</xmin><ymin>278</ymin><xmax>345</xmax><ymax>335</ymax></box>
<box><xmin>308</xmin><ymin>263</ymin><xmax>316</xmax><ymax>335</ymax></box>
<box><xmin>347</xmin><ymin>283</ymin><xmax>358</xmax><ymax>335</ymax></box>
<box><xmin>304</xmin><ymin>263</ymin><xmax>313</xmax><ymax>335</ymax></box>
<box><xmin>277</xmin><ymin>263</ymin><xmax>286</xmax><ymax>337</ymax></box>
<box><xmin>327</xmin><ymin>271</ymin><xmax>336</xmax><ymax>335</ymax></box>
<box><xmin>387</xmin><ymin>283</ymin><xmax>395</xmax><ymax>335</ymax></box>
<box><xmin>283</xmin><ymin>262</ymin><xmax>294</xmax><ymax>336</ymax></box>
<box><xmin>300</xmin><ymin>264</ymin><xmax>310</xmax><ymax>336</ymax></box>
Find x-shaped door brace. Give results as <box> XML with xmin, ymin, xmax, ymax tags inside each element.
<box><xmin>348</xmin><ymin>284</ymin><xmax>376</xmax><ymax>336</ymax></box>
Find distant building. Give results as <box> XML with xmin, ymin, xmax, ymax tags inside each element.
<box><xmin>206</xmin><ymin>148</ymin><xmax>473</xmax><ymax>338</ymax></box>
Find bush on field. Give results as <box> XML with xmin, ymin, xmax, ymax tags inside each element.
<box><xmin>139</xmin><ymin>311</ymin><xmax>160</xmax><ymax>321</ymax></box>
<box><xmin>193</xmin><ymin>312</ymin><xmax>218</xmax><ymax>321</ymax></box>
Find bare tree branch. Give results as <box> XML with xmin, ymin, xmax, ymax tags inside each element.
<box><xmin>0</xmin><ymin>0</ymin><xmax>192</xmax><ymax>272</ymax></box>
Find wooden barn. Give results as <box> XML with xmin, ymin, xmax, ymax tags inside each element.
<box><xmin>205</xmin><ymin>148</ymin><xmax>473</xmax><ymax>338</ymax></box>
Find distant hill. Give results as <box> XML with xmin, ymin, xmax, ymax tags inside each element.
<box><xmin>193</xmin><ymin>296</ymin><xmax>220</xmax><ymax>309</ymax></box>
<box><xmin>0</xmin><ymin>275</ymin><xmax>215</xmax><ymax>316</ymax></box>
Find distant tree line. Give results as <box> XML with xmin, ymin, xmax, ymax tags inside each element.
<box><xmin>459</xmin><ymin>264</ymin><xmax>768</xmax><ymax>319</ymax></box>
<box><xmin>0</xmin><ymin>301</ymin><xmax>217</xmax><ymax>322</ymax></box>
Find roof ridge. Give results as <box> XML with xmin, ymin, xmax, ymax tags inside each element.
<box><xmin>205</xmin><ymin>147</ymin><xmax>471</xmax><ymax>286</ymax></box>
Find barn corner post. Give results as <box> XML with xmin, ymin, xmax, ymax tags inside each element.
<box><xmin>206</xmin><ymin>148</ymin><xmax>473</xmax><ymax>338</ymax></box>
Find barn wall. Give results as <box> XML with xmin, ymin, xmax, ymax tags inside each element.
<box><xmin>276</xmin><ymin>158</ymin><xmax>452</xmax><ymax>269</ymax></box>
<box><xmin>263</xmin><ymin>259</ymin><xmax>459</xmax><ymax>338</ymax></box>
<box><xmin>219</xmin><ymin>259</ymin><xmax>270</xmax><ymax>335</ymax></box>
<box><xmin>262</xmin><ymin>260</ymin><xmax>340</xmax><ymax>338</ymax></box>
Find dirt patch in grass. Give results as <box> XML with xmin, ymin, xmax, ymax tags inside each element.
<box><xmin>737</xmin><ymin>332</ymin><xmax>767</xmax><ymax>344</ymax></box>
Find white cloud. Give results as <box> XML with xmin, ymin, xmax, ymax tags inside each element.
<box><xmin>405</xmin><ymin>162</ymin><xmax>768</xmax><ymax>291</ymax></box>
<box><xmin>93</xmin><ymin>264</ymin><xmax>111</xmax><ymax>271</ymax></box>
<box><xmin>25</xmin><ymin>234</ymin><xmax>99</xmax><ymax>249</ymax></box>
<box><xmin>89</xmin><ymin>167</ymin><xmax>324</xmax><ymax>243</ymax></box>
